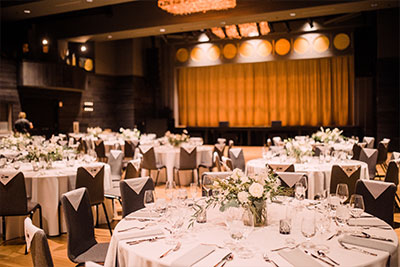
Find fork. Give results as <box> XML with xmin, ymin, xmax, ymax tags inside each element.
<box><xmin>338</xmin><ymin>240</ymin><xmax>377</xmax><ymax>256</ymax></box>
<box><xmin>263</xmin><ymin>252</ymin><xmax>279</xmax><ymax>267</ymax></box>
<box><xmin>118</xmin><ymin>226</ymin><xmax>146</xmax><ymax>232</ymax></box>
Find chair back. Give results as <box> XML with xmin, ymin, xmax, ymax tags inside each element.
<box><xmin>179</xmin><ymin>147</ymin><xmax>197</xmax><ymax>170</ymax></box>
<box><xmin>77</xmin><ymin>138</ymin><xmax>86</xmax><ymax>153</ymax></box>
<box><xmin>376</xmin><ymin>140</ymin><xmax>389</xmax><ymax>165</ymax></box>
<box><xmin>125</xmin><ymin>160</ymin><xmax>141</xmax><ymax>179</ymax></box>
<box><xmin>330</xmin><ymin>165</ymin><xmax>361</xmax><ymax>198</ymax></box>
<box><xmin>228</xmin><ymin>148</ymin><xmax>245</xmax><ymax>171</ymax></box>
<box><xmin>94</xmin><ymin>140</ymin><xmax>106</xmax><ymax>158</ymax></box>
<box><xmin>363</xmin><ymin>136</ymin><xmax>375</xmax><ymax>148</ymax></box>
<box><xmin>359</xmin><ymin>148</ymin><xmax>378</xmax><ymax>179</ymax></box>
<box><xmin>0</xmin><ymin>172</ymin><xmax>28</xmax><ymax>215</ymax></box>
<box><xmin>25</xmin><ymin>218</ymin><xmax>54</xmax><ymax>267</ymax></box>
<box><xmin>75</xmin><ymin>165</ymin><xmax>105</xmax><ymax>205</ymax></box>
<box><xmin>107</xmin><ymin>150</ymin><xmax>124</xmax><ymax>178</ymax></box>
<box><xmin>276</xmin><ymin>172</ymin><xmax>308</xmax><ymax>189</ymax></box>
<box><xmin>391</xmin><ymin>152</ymin><xmax>400</xmax><ymax>160</ymax></box>
<box><xmin>227</xmin><ymin>140</ymin><xmax>234</xmax><ymax>155</ymax></box>
<box><xmin>384</xmin><ymin>161</ymin><xmax>399</xmax><ymax>185</ymax></box>
<box><xmin>213</xmin><ymin>144</ymin><xmax>225</xmax><ymax>161</ymax></box>
<box><xmin>61</xmin><ymin>188</ymin><xmax>97</xmax><ymax>262</ymax></box>
<box><xmin>139</xmin><ymin>146</ymin><xmax>157</xmax><ymax>170</ymax></box>
<box><xmin>120</xmin><ymin>177</ymin><xmax>154</xmax><ymax>218</ymax></box>
<box><xmin>355</xmin><ymin>180</ymin><xmax>396</xmax><ymax>226</ymax></box>
<box><xmin>352</xmin><ymin>143</ymin><xmax>362</xmax><ymax>160</ymax></box>
<box><xmin>124</xmin><ymin>140</ymin><xmax>137</xmax><ymax>158</ymax></box>
<box><xmin>213</xmin><ymin>152</ymin><xmax>223</xmax><ymax>172</ymax></box>
<box><xmin>223</xmin><ymin>157</ymin><xmax>234</xmax><ymax>171</ymax></box>
<box><xmin>267</xmin><ymin>163</ymin><xmax>295</xmax><ymax>173</ymax></box>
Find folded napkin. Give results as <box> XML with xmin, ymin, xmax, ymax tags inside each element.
<box><xmin>0</xmin><ymin>171</ymin><xmax>20</xmax><ymax>186</ymax></box>
<box><xmin>24</xmin><ymin>217</ymin><xmax>40</xmax><ymax>251</ymax></box>
<box><xmin>116</xmin><ymin>227</ymin><xmax>164</xmax><ymax>241</ymax></box>
<box><xmin>279</xmin><ymin>248</ymin><xmax>323</xmax><ymax>267</ymax></box>
<box><xmin>125</xmin><ymin>177</ymin><xmax>148</xmax><ymax>194</ymax></box>
<box><xmin>362</xmin><ymin>180</ymin><xmax>393</xmax><ymax>199</ymax></box>
<box><xmin>125</xmin><ymin>210</ymin><xmax>161</xmax><ymax>219</ymax></box>
<box><xmin>64</xmin><ymin>187</ymin><xmax>86</xmax><ymax>211</ymax></box>
<box><xmin>171</xmin><ymin>244</ymin><xmax>215</xmax><ymax>267</ymax></box>
<box><xmin>276</xmin><ymin>172</ymin><xmax>304</xmax><ymax>187</ymax></box>
<box><xmin>339</xmin><ymin>235</ymin><xmax>396</xmax><ymax>254</ymax></box>
<box><xmin>338</xmin><ymin>164</ymin><xmax>360</xmax><ymax>177</ymax></box>
<box><xmin>347</xmin><ymin>218</ymin><xmax>388</xmax><ymax>227</ymax></box>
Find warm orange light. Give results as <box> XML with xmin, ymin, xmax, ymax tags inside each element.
<box><xmin>158</xmin><ymin>0</ymin><xmax>236</xmax><ymax>15</ymax></box>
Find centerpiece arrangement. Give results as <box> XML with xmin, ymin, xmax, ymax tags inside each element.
<box><xmin>165</xmin><ymin>130</ymin><xmax>190</xmax><ymax>147</ymax></box>
<box><xmin>192</xmin><ymin>168</ymin><xmax>281</xmax><ymax>227</ymax></box>
<box><xmin>0</xmin><ymin>133</ymin><xmax>31</xmax><ymax>150</ymax></box>
<box><xmin>87</xmin><ymin>127</ymin><xmax>103</xmax><ymax>138</ymax></box>
<box><xmin>284</xmin><ymin>138</ymin><xmax>313</xmax><ymax>163</ymax></box>
<box><xmin>119</xmin><ymin>127</ymin><xmax>141</xmax><ymax>140</ymax></box>
<box><xmin>312</xmin><ymin>127</ymin><xmax>344</xmax><ymax>143</ymax></box>
<box><xmin>25</xmin><ymin>139</ymin><xmax>64</xmax><ymax>167</ymax></box>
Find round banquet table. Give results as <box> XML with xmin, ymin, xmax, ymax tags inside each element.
<box><xmin>142</xmin><ymin>145</ymin><xmax>213</xmax><ymax>184</ymax></box>
<box><xmin>0</xmin><ymin>160</ymin><xmax>112</xmax><ymax>239</ymax></box>
<box><xmin>246</xmin><ymin>158</ymin><xmax>369</xmax><ymax>199</ymax></box>
<box><xmin>104</xmin><ymin>202</ymin><xmax>399</xmax><ymax>267</ymax></box>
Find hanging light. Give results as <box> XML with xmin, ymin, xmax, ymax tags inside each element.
<box><xmin>158</xmin><ymin>0</ymin><xmax>236</xmax><ymax>15</ymax></box>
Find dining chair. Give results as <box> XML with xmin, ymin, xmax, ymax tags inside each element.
<box><xmin>125</xmin><ymin>159</ymin><xmax>141</xmax><ymax>179</ymax></box>
<box><xmin>24</xmin><ymin>217</ymin><xmax>54</xmax><ymax>267</ymax></box>
<box><xmin>213</xmin><ymin>143</ymin><xmax>225</xmax><ymax>162</ymax></box>
<box><xmin>275</xmin><ymin>172</ymin><xmax>308</xmax><ymax>189</ymax></box>
<box><xmin>76</xmin><ymin>137</ymin><xmax>86</xmax><ymax>153</ymax></box>
<box><xmin>201</xmin><ymin>172</ymin><xmax>232</xmax><ymax>197</ymax></box>
<box><xmin>352</xmin><ymin>143</ymin><xmax>362</xmax><ymax>160</ymax></box>
<box><xmin>107</xmin><ymin>149</ymin><xmax>124</xmax><ymax>187</ymax></box>
<box><xmin>61</xmin><ymin>188</ymin><xmax>110</xmax><ymax>264</ymax></box>
<box><xmin>384</xmin><ymin>160</ymin><xmax>400</xmax><ymax>209</ymax></box>
<box><xmin>0</xmin><ymin>171</ymin><xmax>42</xmax><ymax>247</ymax></box>
<box><xmin>94</xmin><ymin>140</ymin><xmax>107</xmax><ymax>162</ymax></box>
<box><xmin>355</xmin><ymin>179</ymin><xmax>396</xmax><ymax>226</ymax></box>
<box><xmin>75</xmin><ymin>165</ymin><xmax>112</xmax><ymax>235</ymax></box>
<box><xmin>213</xmin><ymin>152</ymin><xmax>223</xmax><ymax>172</ymax></box>
<box><xmin>222</xmin><ymin>156</ymin><xmax>233</xmax><ymax>171</ymax></box>
<box><xmin>267</xmin><ymin>163</ymin><xmax>295</xmax><ymax>173</ymax></box>
<box><xmin>330</xmin><ymin>165</ymin><xmax>361</xmax><ymax>200</ymax></box>
<box><xmin>119</xmin><ymin>177</ymin><xmax>155</xmax><ymax>218</ymax></box>
<box><xmin>227</xmin><ymin>140</ymin><xmax>234</xmax><ymax>156</ymax></box>
<box><xmin>124</xmin><ymin>140</ymin><xmax>138</xmax><ymax>159</ymax></box>
<box><xmin>362</xmin><ymin>136</ymin><xmax>375</xmax><ymax>149</ymax></box>
<box><xmin>391</xmin><ymin>152</ymin><xmax>400</xmax><ymax>160</ymax></box>
<box><xmin>139</xmin><ymin>146</ymin><xmax>166</xmax><ymax>186</ymax></box>
<box><xmin>228</xmin><ymin>148</ymin><xmax>245</xmax><ymax>171</ymax></box>
<box><xmin>376</xmin><ymin>139</ymin><xmax>390</xmax><ymax>173</ymax></box>
<box><xmin>359</xmin><ymin>148</ymin><xmax>378</xmax><ymax>179</ymax></box>
<box><xmin>173</xmin><ymin>146</ymin><xmax>198</xmax><ymax>186</ymax></box>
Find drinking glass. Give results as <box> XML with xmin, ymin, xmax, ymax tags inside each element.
<box><xmin>335</xmin><ymin>204</ymin><xmax>350</xmax><ymax>227</ymax></box>
<box><xmin>189</xmin><ymin>183</ymin><xmax>198</xmax><ymax>200</ymax></box>
<box><xmin>202</xmin><ymin>175</ymin><xmax>213</xmax><ymax>197</ymax></box>
<box><xmin>165</xmin><ymin>181</ymin><xmax>176</xmax><ymax>202</ymax></box>
<box><xmin>347</xmin><ymin>150</ymin><xmax>353</xmax><ymax>160</ymax></box>
<box><xmin>13</xmin><ymin>161</ymin><xmax>21</xmax><ymax>170</ymax></box>
<box><xmin>225</xmin><ymin>206</ymin><xmax>254</xmax><ymax>258</ymax></box>
<box><xmin>295</xmin><ymin>176</ymin><xmax>308</xmax><ymax>202</ymax></box>
<box><xmin>336</xmin><ymin>183</ymin><xmax>349</xmax><ymax>204</ymax></box>
<box><xmin>144</xmin><ymin>190</ymin><xmax>156</xmax><ymax>213</ymax></box>
<box><xmin>301</xmin><ymin>211</ymin><xmax>316</xmax><ymax>249</ymax></box>
<box><xmin>349</xmin><ymin>194</ymin><xmax>365</xmax><ymax>218</ymax></box>
<box><xmin>166</xmin><ymin>207</ymin><xmax>185</xmax><ymax>245</ymax></box>
<box><xmin>315</xmin><ymin>211</ymin><xmax>331</xmax><ymax>252</ymax></box>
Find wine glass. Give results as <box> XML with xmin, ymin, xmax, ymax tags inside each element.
<box><xmin>336</xmin><ymin>183</ymin><xmax>349</xmax><ymax>204</ymax></box>
<box><xmin>202</xmin><ymin>175</ymin><xmax>213</xmax><ymax>197</ymax></box>
<box><xmin>166</xmin><ymin>207</ymin><xmax>185</xmax><ymax>245</ymax></box>
<box><xmin>301</xmin><ymin>211</ymin><xmax>316</xmax><ymax>249</ymax></box>
<box><xmin>315</xmin><ymin>211</ymin><xmax>331</xmax><ymax>252</ymax></box>
<box><xmin>295</xmin><ymin>176</ymin><xmax>308</xmax><ymax>202</ymax></box>
<box><xmin>144</xmin><ymin>190</ymin><xmax>156</xmax><ymax>213</ymax></box>
<box><xmin>165</xmin><ymin>181</ymin><xmax>176</xmax><ymax>202</ymax></box>
<box><xmin>225</xmin><ymin>206</ymin><xmax>254</xmax><ymax>258</ymax></box>
<box><xmin>349</xmin><ymin>194</ymin><xmax>365</xmax><ymax>218</ymax></box>
<box><xmin>190</xmin><ymin>183</ymin><xmax>198</xmax><ymax>200</ymax></box>
<box><xmin>347</xmin><ymin>150</ymin><xmax>353</xmax><ymax>160</ymax></box>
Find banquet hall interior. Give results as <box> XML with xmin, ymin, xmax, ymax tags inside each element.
<box><xmin>0</xmin><ymin>0</ymin><xmax>399</xmax><ymax>266</ymax></box>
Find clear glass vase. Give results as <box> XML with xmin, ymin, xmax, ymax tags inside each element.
<box><xmin>249</xmin><ymin>200</ymin><xmax>267</xmax><ymax>227</ymax></box>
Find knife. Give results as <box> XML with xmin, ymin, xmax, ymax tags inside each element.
<box><xmin>309</xmin><ymin>252</ymin><xmax>335</xmax><ymax>266</ymax></box>
<box><xmin>214</xmin><ymin>252</ymin><xmax>232</xmax><ymax>267</ymax></box>
<box><xmin>351</xmin><ymin>233</ymin><xmax>394</xmax><ymax>243</ymax></box>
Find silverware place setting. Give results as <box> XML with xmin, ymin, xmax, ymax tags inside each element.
<box><xmin>338</xmin><ymin>240</ymin><xmax>377</xmax><ymax>256</ymax></box>
<box><xmin>304</xmin><ymin>250</ymin><xmax>335</xmax><ymax>266</ymax></box>
<box><xmin>126</xmin><ymin>236</ymin><xmax>165</xmax><ymax>245</ymax></box>
<box><xmin>159</xmin><ymin>241</ymin><xmax>181</xmax><ymax>258</ymax></box>
<box><xmin>214</xmin><ymin>252</ymin><xmax>233</xmax><ymax>267</ymax></box>
<box><xmin>350</xmin><ymin>232</ymin><xmax>394</xmax><ymax>242</ymax></box>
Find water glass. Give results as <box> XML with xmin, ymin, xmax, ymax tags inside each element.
<box><xmin>165</xmin><ymin>181</ymin><xmax>176</xmax><ymax>202</ymax></box>
<box><xmin>13</xmin><ymin>161</ymin><xmax>21</xmax><ymax>170</ymax></box>
<box><xmin>336</xmin><ymin>183</ymin><xmax>349</xmax><ymax>204</ymax></box>
<box><xmin>189</xmin><ymin>183</ymin><xmax>198</xmax><ymax>199</ymax></box>
<box><xmin>301</xmin><ymin>211</ymin><xmax>316</xmax><ymax>249</ymax></box>
<box><xmin>335</xmin><ymin>204</ymin><xmax>350</xmax><ymax>227</ymax></box>
<box><xmin>144</xmin><ymin>190</ymin><xmax>156</xmax><ymax>212</ymax></box>
<box><xmin>349</xmin><ymin>194</ymin><xmax>365</xmax><ymax>218</ymax></box>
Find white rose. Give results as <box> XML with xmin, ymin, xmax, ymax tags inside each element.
<box><xmin>249</xmin><ymin>183</ymin><xmax>264</xmax><ymax>198</ymax></box>
<box><xmin>238</xmin><ymin>191</ymin><xmax>249</xmax><ymax>203</ymax></box>
<box><xmin>213</xmin><ymin>181</ymin><xmax>219</xmax><ymax>187</ymax></box>
<box><xmin>240</xmin><ymin>175</ymin><xmax>249</xmax><ymax>184</ymax></box>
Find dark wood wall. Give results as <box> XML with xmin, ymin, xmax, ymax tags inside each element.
<box><xmin>0</xmin><ymin>58</ymin><xmax>21</xmax><ymax>123</ymax></box>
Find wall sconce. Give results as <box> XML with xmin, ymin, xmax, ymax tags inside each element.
<box><xmin>42</xmin><ymin>38</ymin><xmax>49</xmax><ymax>53</ymax></box>
<box><xmin>83</xmin><ymin>101</ymin><xmax>93</xmax><ymax>112</ymax></box>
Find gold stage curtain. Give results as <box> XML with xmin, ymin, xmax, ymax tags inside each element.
<box><xmin>177</xmin><ymin>55</ymin><xmax>354</xmax><ymax>127</ymax></box>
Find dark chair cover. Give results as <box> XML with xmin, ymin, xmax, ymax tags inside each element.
<box><xmin>352</xmin><ymin>143</ymin><xmax>362</xmax><ymax>160</ymax></box>
<box><xmin>174</xmin><ymin>147</ymin><xmax>197</xmax><ymax>186</ymax></box>
<box><xmin>120</xmin><ymin>177</ymin><xmax>155</xmax><ymax>218</ymax></box>
<box><xmin>94</xmin><ymin>140</ymin><xmax>106</xmax><ymax>159</ymax></box>
<box><xmin>125</xmin><ymin>161</ymin><xmax>140</xmax><ymax>179</ymax></box>
<box><xmin>228</xmin><ymin>148</ymin><xmax>245</xmax><ymax>171</ymax></box>
<box><xmin>29</xmin><ymin>222</ymin><xmax>54</xmax><ymax>267</ymax></box>
<box><xmin>359</xmin><ymin>148</ymin><xmax>378</xmax><ymax>179</ymax></box>
<box><xmin>76</xmin><ymin>166</ymin><xmax>105</xmax><ymax>205</ymax></box>
<box><xmin>139</xmin><ymin>147</ymin><xmax>166</xmax><ymax>186</ymax></box>
<box><xmin>124</xmin><ymin>140</ymin><xmax>137</xmax><ymax>158</ymax></box>
<box><xmin>384</xmin><ymin>161</ymin><xmax>399</xmax><ymax>185</ymax></box>
<box><xmin>330</xmin><ymin>165</ymin><xmax>361</xmax><ymax>199</ymax></box>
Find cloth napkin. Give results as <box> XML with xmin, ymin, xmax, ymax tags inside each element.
<box><xmin>391</xmin><ymin>152</ymin><xmax>400</xmax><ymax>160</ymax></box>
<box><xmin>125</xmin><ymin>177</ymin><xmax>148</xmax><ymax>194</ymax></box>
<box><xmin>362</xmin><ymin>148</ymin><xmax>377</xmax><ymax>159</ymax></box>
<box><xmin>339</xmin><ymin>235</ymin><xmax>396</xmax><ymax>254</ymax></box>
<box><xmin>0</xmin><ymin>171</ymin><xmax>19</xmax><ymax>186</ymax></box>
<box><xmin>139</xmin><ymin>145</ymin><xmax>152</xmax><ymax>154</ymax></box>
<box><xmin>109</xmin><ymin>150</ymin><xmax>123</xmax><ymax>160</ymax></box>
<box><xmin>171</xmin><ymin>244</ymin><xmax>215</xmax><ymax>267</ymax></box>
<box><xmin>64</xmin><ymin>187</ymin><xmax>86</xmax><ymax>211</ymax></box>
<box><xmin>276</xmin><ymin>172</ymin><xmax>304</xmax><ymax>187</ymax></box>
<box><xmin>362</xmin><ymin>180</ymin><xmax>393</xmax><ymax>199</ymax></box>
<box><xmin>116</xmin><ymin>227</ymin><xmax>164</xmax><ymax>241</ymax></box>
<box><xmin>125</xmin><ymin>210</ymin><xmax>161</xmax><ymax>219</ymax></box>
<box><xmin>339</xmin><ymin>165</ymin><xmax>360</xmax><ymax>177</ymax></box>
<box><xmin>269</xmin><ymin>164</ymin><xmax>291</xmax><ymax>172</ymax></box>
<box><xmin>279</xmin><ymin>248</ymin><xmax>323</xmax><ymax>267</ymax></box>
<box><xmin>181</xmin><ymin>145</ymin><xmax>196</xmax><ymax>154</ymax></box>
<box><xmin>347</xmin><ymin>217</ymin><xmax>388</xmax><ymax>227</ymax></box>
<box><xmin>83</xmin><ymin>166</ymin><xmax>102</xmax><ymax>178</ymax></box>
<box><xmin>129</xmin><ymin>159</ymin><xmax>141</xmax><ymax>171</ymax></box>
<box><xmin>24</xmin><ymin>217</ymin><xmax>40</xmax><ymax>251</ymax></box>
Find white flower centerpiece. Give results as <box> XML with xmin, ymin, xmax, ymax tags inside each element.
<box><xmin>284</xmin><ymin>138</ymin><xmax>313</xmax><ymax>163</ymax></box>
<box><xmin>0</xmin><ymin>133</ymin><xmax>31</xmax><ymax>150</ymax></box>
<box><xmin>197</xmin><ymin>168</ymin><xmax>281</xmax><ymax>227</ymax></box>
<box><xmin>119</xmin><ymin>127</ymin><xmax>141</xmax><ymax>140</ymax></box>
<box><xmin>26</xmin><ymin>139</ymin><xmax>64</xmax><ymax>168</ymax></box>
<box><xmin>312</xmin><ymin>127</ymin><xmax>344</xmax><ymax>143</ymax></box>
<box><xmin>165</xmin><ymin>130</ymin><xmax>190</xmax><ymax>147</ymax></box>
<box><xmin>87</xmin><ymin>127</ymin><xmax>103</xmax><ymax>138</ymax></box>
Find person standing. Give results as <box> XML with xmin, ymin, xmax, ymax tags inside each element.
<box><xmin>14</xmin><ymin>112</ymin><xmax>33</xmax><ymax>134</ymax></box>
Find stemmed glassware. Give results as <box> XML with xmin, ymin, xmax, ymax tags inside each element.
<box><xmin>349</xmin><ymin>194</ymin><xmax>365</xmax><ymax>218</ymax></box>
<box><xmin>165</xmin><ymin>181</ymin><xmax>176</xmax><ymax>204</ymax></box>
<box><xmin>336</xmin><ymin>183</ymin><xmax>349</xmax><ymax>204</ymax></box>
<box><xmin>202</xmin><ymin>175</ymin><xmax>213</xmax><ymax>197</ymax></box>
<box><xmin>295</xmin><ymin>176</ymin><xmax>308</xmax><ymax>204</ymax></box>
<box><xmin>166</xmin><ymin>207</ymin><xmax>185</xmax><ymax>245</ymax></box>
<box><xmin>189</xmin><ymin>182</ymin><xmax>198</xmax><ymax>200</ymax></box>
<box><xmin>346</xmin><ymin>150</ymin><xmax>353</xmax><ymax>161</ymax></box>
<box><xmin>144</xmin><ymin>190</ymin><xmax>156</xmax><ymax>213</ymax></box>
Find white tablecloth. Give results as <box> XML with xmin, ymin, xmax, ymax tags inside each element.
<box><xmin>0</xmin><ymin>160</ymin><xmax>112</xmax><ymax>238</ymax></box>
<box><xmin>105</xmin><ymin>202</ymin><xmax>398</xmax><ymax>267</ymax></box>
<box><xmin>246</xmin><ymin>158</ymin><xmax>369</xmax><ymax>199</ymax></box>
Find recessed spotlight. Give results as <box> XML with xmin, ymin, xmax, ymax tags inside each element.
<box><xmin>42</xmin><ymin>39</ymin><xmax>48</xmax><ymax>45</ymax></box>
<box><xmin>86</xmin><ymin>0</ymin><xmax>93</xmax><ymax>2</ymax></box>
<box><xmin>160</xmin><ymin>28</ymin><xmax>166</xmax><ymax>32</ymax></box>
<box><xmin>23</xmin><ymin>9</ymin><xmax>31</xmax><ymax>14</ymax></box>
<box><xmin>107</xmin><ymin>35</ymin><xmax>112</xmax><ymax>39</ymax></box>
<box><xmin>80</xmin><ymin>45</ymin><xmax>87</xmax><ymax>52</ymax></box>
<box><xmin>198</xmin><ymin>33</ymin><xmax>209</xmax><ymax>42</ymax></box>
<box><xmin>289</xmin><ymin>12</ymin><xmax>296</xmax><ymax>17</ymax></box>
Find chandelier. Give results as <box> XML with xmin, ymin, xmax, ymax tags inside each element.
<box><xmin>158</xmin><ymin>0</ymin><xmax>236</xmax><ymax>15</ymax></box>
<box><xmin>211</xmin><ymin>21</ymin><xmax>271</xmax><ymax>39</ymax></box>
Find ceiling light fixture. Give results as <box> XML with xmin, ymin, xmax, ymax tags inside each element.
<box><xmin>198</xmin><ymin>33</ymin><xmax>210</xmax><ymax>42</ymax></box>
<box><xmin>259</xmin><ymin>21</ymin><xmax>271</xmax><ymax>35</ymax></box>
<box><xmin>160</xmin><ymin>28</ymin><xmax>166</xmax><ymax>32</ymax></box>
<box><xmin>289</xmin><ymin>12</ymin><xmax>296</xmax><ymax>17</ymax></box>
<box><xmin>239</xmin><ymin>23</ymin><xmax>259</xmax><ymax>37</ymax></box>
<box><xmin>107</xmin><ymin>35</ymin><xmax>112</xmax><ymax>39</ymax></box>
<box><xmin>158</xmin><ymin>0</ymin><xmax>236</xmax><ymax>15</ymax></box>
<box><xmin>23</xmin><ymin>9</ymin><xmax>31</xmax><ymax>14</ymax></box>
<box><xmin>80</xmin><ymin>45</ymin><xmax>87</xmax><ymax>52</ymax></box>
<box><xmin>225</xmin><ymin>24</ymin><xmax>240</xmax><ymax>39</ymax></box>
